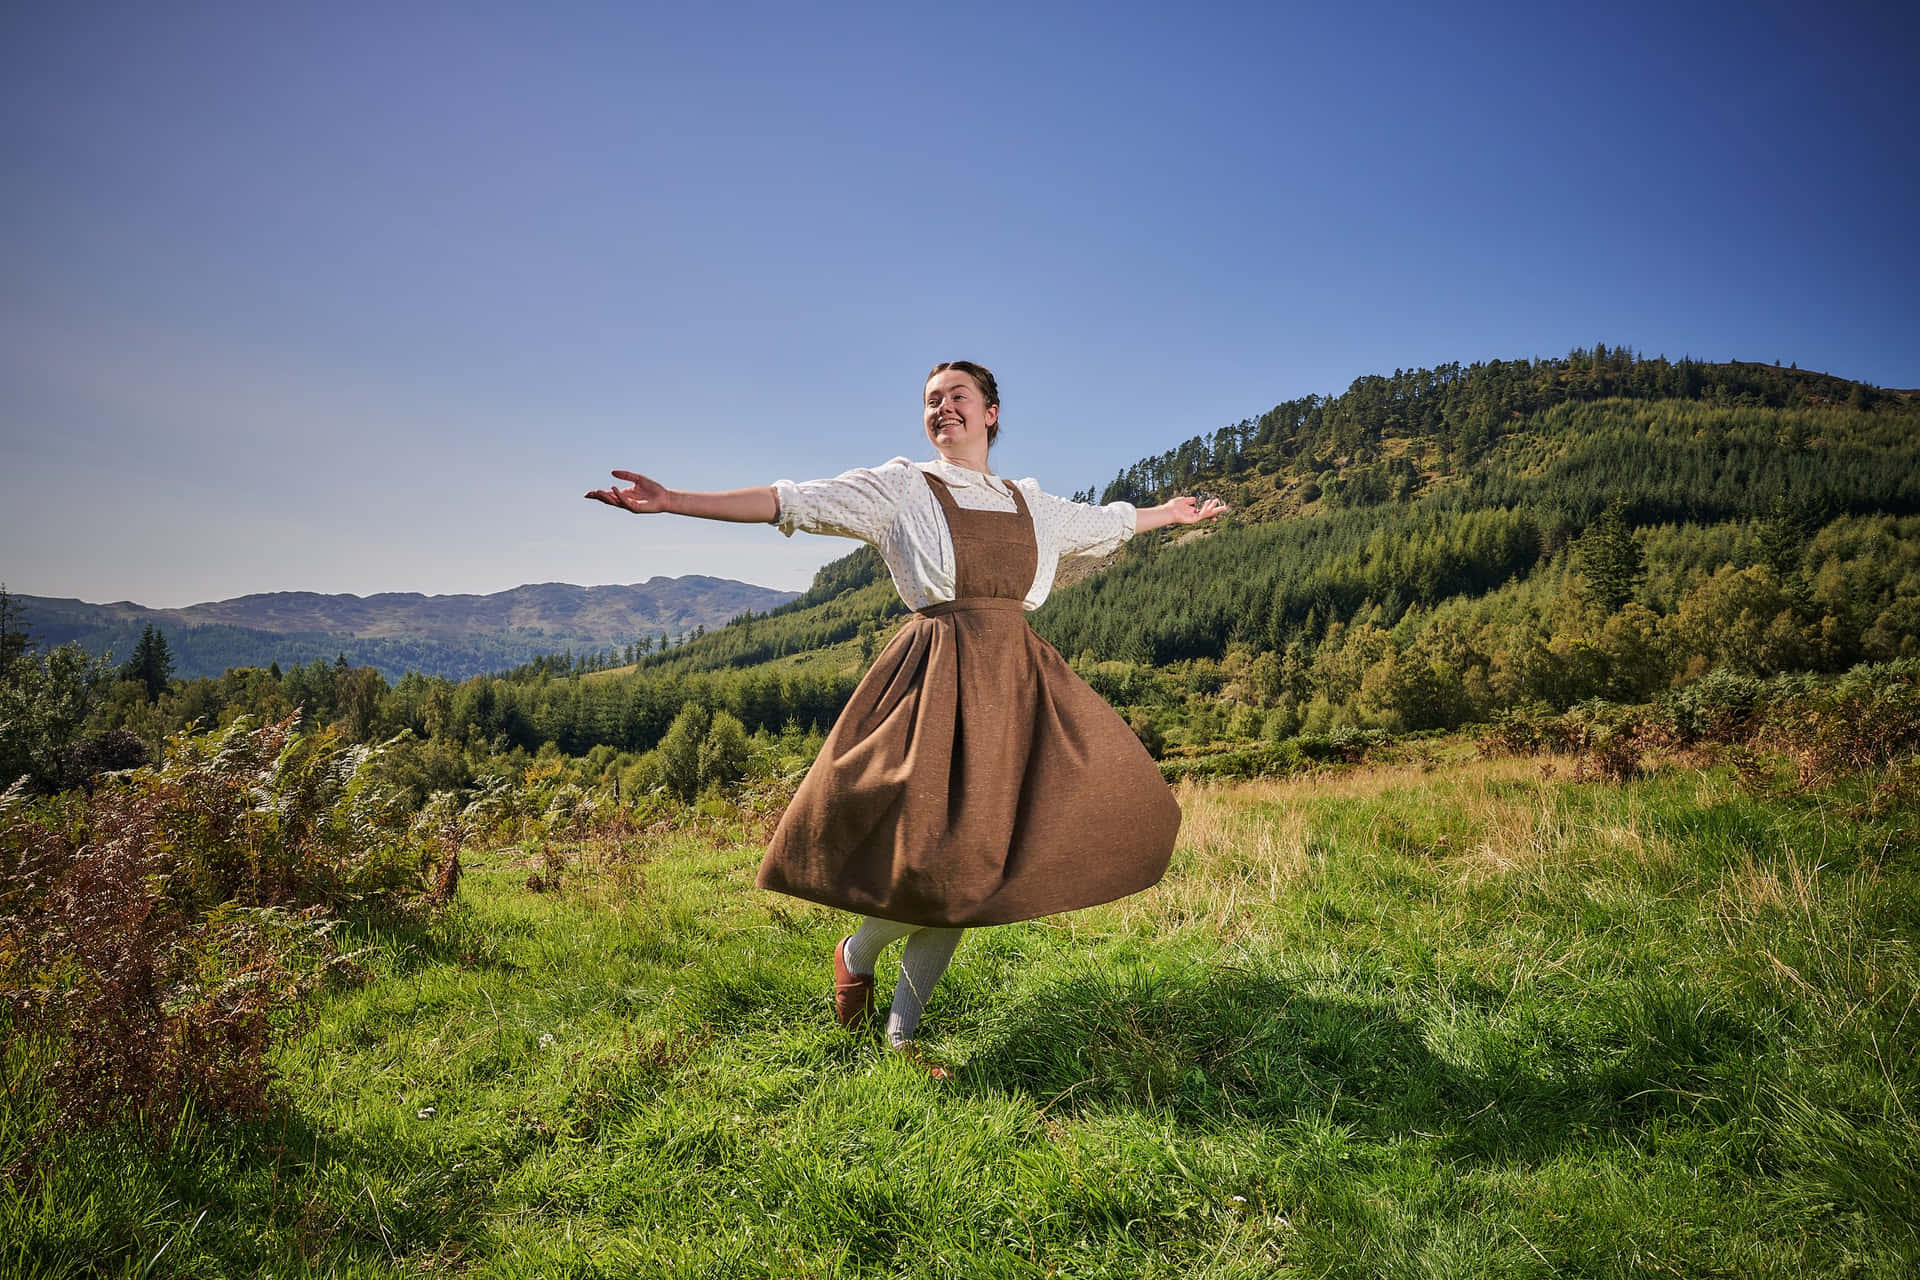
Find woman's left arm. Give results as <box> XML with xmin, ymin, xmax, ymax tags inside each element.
<box><xmin>1135</xmin><ymin>496</ymin><xmax>1229</xmax><ymax>533</ymax></box>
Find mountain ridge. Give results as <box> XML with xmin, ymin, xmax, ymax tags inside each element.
<box><xmin>12</xmin><ymin>576</ymin><xmax>799</xmax><ymax>681</ymax></box>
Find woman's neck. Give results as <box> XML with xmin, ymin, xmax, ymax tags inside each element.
<box><xmin>934</xmin><ymin>447</ymin><xmax>991</xmax><ymax>474</ymax></box>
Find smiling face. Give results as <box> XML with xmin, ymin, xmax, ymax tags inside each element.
<box><xmin>923</xmin><ymin>367</ymin><xmax>999</xmax><ymax>466</ymax></box>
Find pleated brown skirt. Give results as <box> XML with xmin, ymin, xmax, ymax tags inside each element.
<box><xmin>756</xmin><ymin>596</ymin><xmax>1181</xmax><ymax>927</ymax></box>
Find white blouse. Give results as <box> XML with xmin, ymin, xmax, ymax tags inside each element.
<box><xmin>771</xmin><ymin>456</ymin><xmax>1138</xmax><ymax>612</ymax></box>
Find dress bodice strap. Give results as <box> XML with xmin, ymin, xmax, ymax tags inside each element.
<box><xmin>922</xmin><ymin>470</ymin><xmax>1031</xmax><ymax>520</ymax></box>
<box><xmin>920</xmin><ymin>470</ymin><xmax>1040</xmax><ymax>604</ymax></box>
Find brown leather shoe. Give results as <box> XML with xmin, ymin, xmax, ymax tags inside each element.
<box><xmin>832</xmin><ymin>937</ymin><xmax>875</xmax><ymax>1030</ymax></box>
<box><xmin>891</xmin><ymin>1040</ymin><xmax>952</xmax><ymax>1080</ymax></box>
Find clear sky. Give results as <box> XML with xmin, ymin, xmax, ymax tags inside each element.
<box><xmin>3</xmin><ymin>0</ymin><xmax>1914</xmax><ymax>609</ymax></box>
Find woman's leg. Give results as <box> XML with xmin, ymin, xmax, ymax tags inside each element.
<box><xmin>886</xmin><ymin>926</ymin><xmax>965</xmax><ymax>1047</ymax></box>
<box><xmin>843</xmin><ymin>916</ymin><xmax>917</xmax><ymax>975</ymax></box>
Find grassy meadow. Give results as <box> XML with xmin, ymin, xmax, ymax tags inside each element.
<box><xmin>6</xmin><ymin>744</ymin><xmax>1917</xmax><ymax>1278</ymax></box>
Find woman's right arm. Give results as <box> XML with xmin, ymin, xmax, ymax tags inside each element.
<box><xmin>586</xmin><ymin>470</ymin><xmax>779</xmax><ymax>523</ymax></box>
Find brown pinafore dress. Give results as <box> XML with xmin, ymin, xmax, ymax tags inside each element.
<box><xmin>756</xmin><ymin>472</ymin><xmax>1181</xmax><ymax>927</ymax></box>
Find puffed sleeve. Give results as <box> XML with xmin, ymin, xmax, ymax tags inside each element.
<box><xmin>770</xmin><ymin>457</ymin><xmax>917</xmax><ymax>543</ymax></box>
<box><xmin>1022</xmin><ymin>484</ymin><xmax>1138</xmax><ymax>559</ymax></box>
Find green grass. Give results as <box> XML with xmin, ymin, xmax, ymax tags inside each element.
<box><xmin>5</xmin><ymin>749</ymin><xmax>1917</xmax><ymax>1277</ymax></box>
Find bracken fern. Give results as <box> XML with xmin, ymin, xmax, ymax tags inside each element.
<box><xmin>0</xmin><ymin>714</ymin><xmax>438</xmax><ymax>1139</ymax></box>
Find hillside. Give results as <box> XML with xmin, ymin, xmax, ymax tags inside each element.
<box><xmin>16</xmin><ymin>576</ymin><xmax>798</xmax><ymax>681</ymax></box>
<box><xmin>606</xmin><ymin>349</ymin><xmax>1918</xmax><ymax>744</ymax></box>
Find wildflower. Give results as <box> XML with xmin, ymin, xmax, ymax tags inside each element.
<box><xmin>539</xmin><ymin>1033</ymin><xmax>555</xmax><ymax>1049</ymax></box>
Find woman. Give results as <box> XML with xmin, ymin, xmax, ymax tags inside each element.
<box><xmin>588</xmin><ymin>361</ymin><xmax>1226</xmax><ymax>1076</ymax></box>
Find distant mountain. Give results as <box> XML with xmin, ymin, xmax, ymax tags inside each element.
<box><xmin>13</xmin><ymin>577</ymin><xmax>798</xmax><ymax>681</ymax></box>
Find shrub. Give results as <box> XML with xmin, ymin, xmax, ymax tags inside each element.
<box><xmin>697</xmin><ymin>711</ymin><xmax>750</xmax><ymax>793</ymax></box>
<box><xmin>0</xmin><ymin>715</ymin><xmax>437</xmax><ymax>1133</ymax></box>
<box><xmin>1128</xmin><ymin>711</ymin><xmax>1166</xmax><ymax>760</ymax></box>
<box><xmin>1480</xmin><ymin>699</ymin><xmax>1654</xmax><ymax>782</ymax></box>
<box><xmin>0</xmin><ymin>643</ymin><xmax>109</xmax><ymax>793</ymax></box>
<box><xmin>1768</xmin><ymin>661</ymin><xmax>1920</xmax><ymax>788</ymax></box>
<box><xmin>464</xmin><ymin>770</ymin><xmax>524</xmax><ymax>826</ymax></box>
<box><xmin>657</xmin><ymin>704</ymin><xmax>708</xmax><ymax>801</ymax></box>
<box><xmin>54</xmin><ymin>728</ymin><xmax>151</xmax><ymax>792</ymax></box>
<box><xmin>1562</xmin><ymin>700</ymin><xmax>1656</xmax><ymax>783</ymax></box>
<box><xmin>1158</xmin><ymin>740</ymin><xmax>1307</xmax><ymax>784</ymax></box>
<box><xmin>1314</xmin><ymin>725</ymin><xmax>1392</xmax><ymax>763</ymax></box>
<box><xmin>1658</xmin><ymin>668</ymin><xmax>1768</xmax><ymax>744</ymax></box>
<box><xmin>543</xmin><ymin>782</ymin><xmax>598</xmax><ymax>835</ymax></box>
<box><xmin>1476</xmin><ymin>702</ymin><xmax>1570</xmax><ymax>756</ymax></box>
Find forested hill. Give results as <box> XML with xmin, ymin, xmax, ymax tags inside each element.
<box><xmin>1073</xmin><ymin>351</ymin><xmax>1904</xmax><ymax>511</ymax></box>
<box><xmin>635</xmin><ymin>348</ymin><xmax>1920</xmax><ymax>734</ymax></box>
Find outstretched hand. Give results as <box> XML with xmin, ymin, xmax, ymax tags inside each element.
<box><xmin>586</xmin><ymin>470</ymin><xmax>674</xmax><ymax>515</ymax></box>
<box><xmin>1162</xmin><ymin>495</ymin><xmax>1229</xmax><ymax>525</ymax></box>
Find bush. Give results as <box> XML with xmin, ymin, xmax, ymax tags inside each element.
<box><xmin>1477</xmin><ymin>699</ymin><xmax>1653</xmax><ymax>783</ymax></box>
<box><xmin>657</xmin><ymin>704</ymin><xmax>708</xmax><ymax>801</ymax></box>
<box><xmin>698</xmin><ymin>711</ymin><xmax>750</xmax><ymax>793</ymax></box>
<box><xmin>543</xmin><ymin>782</ymin><xmax>598</xmax><ymax>835</ymax></box>
<box><xmin>1128</xmin><ymin>711</ymin><xmax>1166</xmax><ymax>760</ymax></box>
<box><xmin>1768</xmin><ymin>661</ymin><xmax>1920</xmax><ymax>788</ymax></box>
<box><xmin>0</xmin><ymin>643</ymin><xmax>108</xmax><ymax>793</ymax></box>
<box><xmin>1561</xmin><ymin>700</ymin><xmax>1656</xmax><ymax>783</ymax></box>
<box><xmin>0</xmin><ymin>715</ymin><xmax>438</xmax><ymax>1133</ymax></box>
<box><xmin>1155</xmin><ymin>728</ymin><xmax>1394</xmax><ymax>784</ymax></box>
<box><xmin>1658</xmin><ymin>668</ymin><xmax>1769</xmax><ymax>744</ymax></box>
<box><xmin>1311</xmin><ymin>725</ymin><xmax>1392</xmax><ymax>763</ymax></box>
<box><xmin>1476</xmin><ymin>702</ymin><xmax>1570</xmax><ymax>756</ymax></box>
<box><xmin>53</xmin><ymin>728</ymin><xmax>151</xmax><ymax>791</ymax></box>
<box><xmin>1159</xmin><ymin>741</ymin><xmax>1307</xmax><ymax>784</ymax></box>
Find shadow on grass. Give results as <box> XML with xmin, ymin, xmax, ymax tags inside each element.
<box><xmin>8</xmin><ymin>1099</ymin><xmax>499</xmax><ymax>1279</ymax></box>
<box><xmin>958</xmin><ymin>963</ymin><xmax>1764</xmax><ymax>1168</ymax></box>
<box><xmin>11</xmin><ymin>1012</ymin><xmax>718</xmax><ymax>1280</ymax></box>
<box><xmin>14</xmin><ymin>1000</ymin><xmax>754</xmax><ymax>1280</ymax></box>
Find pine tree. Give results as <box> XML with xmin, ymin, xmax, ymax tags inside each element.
<box><xmin>1574</xmin><ymin>499</ymin><xmax>1645</xmax><ymax>613</ymax></box>
<box><xmin>697</xmin><ymin>710</ymin><xmax>749</xmax><ymax>792</ymax></box>
<box><xmin>657</xmin><ymin>703</ymin><xmax>708</xmax><ymax>802</ymax></box>
<box><xmin>1757</xmin><ymin>496</ymin><xmax>1813</xmax><ymax>581</ymax></box>
<box><xmin>123</xmin><ymin>624</ymin><xmax>174</xmax><ymax>701</ymax></box>
<box><xmin>0</xmin><ymin>585</ymin><xmax>31</xmax><ymax>667</ymax></box>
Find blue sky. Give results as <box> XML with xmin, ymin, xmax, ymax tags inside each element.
<box><xmin>3</xmin><ymin>0</ymin><xmax>1914</xmax><ymax>608</ymax></box>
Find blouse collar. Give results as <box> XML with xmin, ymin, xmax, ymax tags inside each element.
<box><xmin>917</xmin><ymin>454</ymin><xmax>1009</xmax><ymax>494</ymax></box>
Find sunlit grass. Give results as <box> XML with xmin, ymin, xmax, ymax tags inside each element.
<box><xmin>6</xmin><ymin>744</ymin><xmax>1917</xmax><ymax>1278</ymax></box>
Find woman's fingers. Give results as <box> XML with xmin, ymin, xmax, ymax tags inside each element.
<box><xmin>1165</xmin><ymin>496</ymin><xmax>1229</xmax><ymax>524</ymax></box>
<box><xmin>587</xmin><ymin>477</ymin><xmax>656</xmax><ymax>514</ymax></box>
<box><xmin>586</xmin><ymin>472</ymin><xmax>667</xmax><ymax>513</ymax></box>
